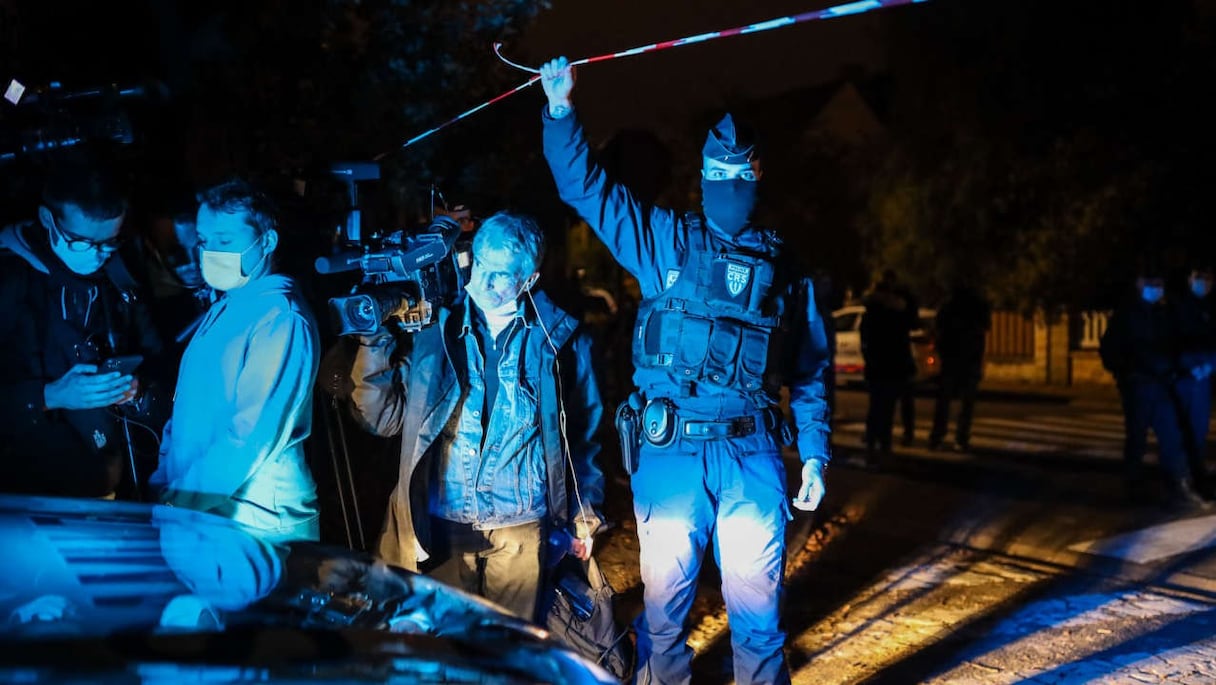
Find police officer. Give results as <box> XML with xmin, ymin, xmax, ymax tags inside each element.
<box><xmin>541</xmin><ymin>57</ymin><xmax>831</xmax><ymax>685</ymax></box>
<box><xmin>1101</xmin><ymin>263</ymin><xmax>1208</xmax><ymax>510</ymax></box>
<box><xmin>1174</xmin><ymin>263</ymin><xmax>1216</xmax><ymax>496</ymax></box>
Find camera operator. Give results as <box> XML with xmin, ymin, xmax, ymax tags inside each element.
<box><xmin>0</xmin><ymin>146</ymin><xmax>166</xmax><ymax>499</ymax></box>
<box><xmin>346</xmin><ymin>211</ymin><xmax>604</xmax><ymax>621</ymax></box>
<box><xmin>149</xmin><ymin>178</ymin><xmax>321</xmax><ymax>543</ymax></box>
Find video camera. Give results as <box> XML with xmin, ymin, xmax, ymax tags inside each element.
<box><xmin>315</xmin><ymin>162</ymin><xmax>472</xmax><ymax>336</ymax></box>
<box><xmin>0</xmin><ymin>79</ymin><xmax>158</xmax><ymax>163</ymax></box>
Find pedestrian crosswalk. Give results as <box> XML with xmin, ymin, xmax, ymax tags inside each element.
<box><xmin>1068</xmin><ymin>513</ymin><xmax>1216</xmax><ymax>563</ymax></box>
<box><xmin>835</xmin><ymin>412</ymin><xmax>1216</xmax><ymax>461</ymax></box>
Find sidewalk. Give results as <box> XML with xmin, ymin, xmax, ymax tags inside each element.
<box><xmin>976</xmin><ymin>377</ymin><xmax>1121</xmax><ymax>408</ymax></box>
<box><xmin>774</xmin><ymin>409</ymin><xmax>1216</xmax><ymax>684</ymax></box>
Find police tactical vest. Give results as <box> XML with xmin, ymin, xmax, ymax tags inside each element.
<box><xmin>632</xmin><ymin>215</ymin><xmax>788</xmax><ymax>403</ymax></box>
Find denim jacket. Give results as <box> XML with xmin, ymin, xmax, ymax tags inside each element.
<box><xmin>348</xmin><ymin>291</ymin><xmax>603</xmax><ymax>571</ymax></box>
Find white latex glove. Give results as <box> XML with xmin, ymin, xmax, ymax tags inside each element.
<box><xmin>793</xmin><ymin>459</ymin><xmax>827</xmax><ymax>512</ymax></box>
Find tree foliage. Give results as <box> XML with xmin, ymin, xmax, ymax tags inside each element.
<box><xmin>860</xmin><ymin>0</ymin><xmax>1216</xmax><ymax>309</ymax></box>
<box><xmin>180</xmin><ymin>0</ymin><xmax>550</xmax><ymax>217</ymax></box>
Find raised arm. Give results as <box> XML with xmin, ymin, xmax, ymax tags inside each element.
<box><xmin>539</xmin><ymin>57</ymin><xmax>683</xmax><ymax>292</ymax></box>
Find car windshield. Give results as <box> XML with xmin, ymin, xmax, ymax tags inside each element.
<box><xmin>834</xmin><ymin>311</ymin><xmax>861</xmax><ymax>330</ymax></box>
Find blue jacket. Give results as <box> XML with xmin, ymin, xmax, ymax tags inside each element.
<box><xmin>349</xmin><ymin>291</ymin><xmax>604</xmax><ymax>571</ymax></box>
<box><xmin>542</xmin><ymin>110</ymin><xmax>831</xmax><ymax>462</ymax></box>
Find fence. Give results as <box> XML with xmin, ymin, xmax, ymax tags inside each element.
<box><xmin>985</xmin><ymin>310</ymin><xmax>1035</xmax><ymax>361</ymax></box>
<box><xmin>1077</xmin><ymin>310</ymin><xmax>1110</xmax><ymax>350</ymax></box>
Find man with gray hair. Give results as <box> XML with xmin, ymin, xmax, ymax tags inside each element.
<box><xmin>347</xmin><ymin>211</ymin><xmax>605</xmax><ymax>620</ymax></box>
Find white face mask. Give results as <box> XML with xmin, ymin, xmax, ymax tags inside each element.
<box><xmin>465</xmin><ymin>282</ymin><xmax>523</xmax><ymax>318</ymax></box>
<box><xmin>200</xmin><ymin>240</ymin><xmax>264</xmax><ymax>291</ymax></box>
<box><xmin>465</xmin><ymin>248</ymin><xmax>537</xmax><ymax>316</ymax></box>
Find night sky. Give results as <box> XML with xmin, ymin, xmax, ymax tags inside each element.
<box><xmin>515</xmin><ymin>0</ymin><xmax>887</xmax><ymax>137</ymax></box>
<box><xmin>4</xmin><ymin>0</ymin><xmax>1216</xmax><ymax>305</ymax></box>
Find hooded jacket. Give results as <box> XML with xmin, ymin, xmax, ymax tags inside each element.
<box><xmin>150</xmin><ymin>273</ymin><xmax>320</xmax><ymax>540</ymax></box>
<box><xmin>0</xmin><ymin>222</ymin><xmax>165</xmax><ymax>496</ymax></box>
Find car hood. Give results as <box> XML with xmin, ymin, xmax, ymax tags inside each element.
<box><xmin>0</xmin><ymin>495</ymin><xmax>614</xmax><ymax>684</ymax></box>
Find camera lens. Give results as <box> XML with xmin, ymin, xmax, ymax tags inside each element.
<box><xmin>344</xmin><ymin>295</ymin><xmax>381</xmax><ymax>332</ymax></box>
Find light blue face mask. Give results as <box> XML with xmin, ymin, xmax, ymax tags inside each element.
<box><xmin>1141</xmin><ymin>285</ymin><xmax>1165</xmax><ymax>304</ymax></box>
<box><xmin>1192</xmin><ymin>278</ymin><xmax>1213</xmax><ymax>298</ymax></box>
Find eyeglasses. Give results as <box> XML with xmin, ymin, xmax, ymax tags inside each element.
<box><xmin>50</xmin><ymin>215</ymin><xmax>125</xmax><ymax>253</ymax></box>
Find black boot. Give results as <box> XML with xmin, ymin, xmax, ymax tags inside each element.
<box><xmin>864</xmin><ymin>442</ymin><xmax>884</xmax><ymax>472</ymax></box>
<box><xmin>1168</xmin><ymin>478</ymin><xmax>1213</xmax><ymax>513</ymax></box>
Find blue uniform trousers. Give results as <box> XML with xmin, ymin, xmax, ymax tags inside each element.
<box><xmin>1176</xmin><ymin>376</ymin><xmax>1213</xmax><ymax>489</ymax></box>
<box><xmin>631</xmin><ymin>430</ymin><xmax>791</xmax><ymax>685</ymax></box>
<box><xmin>1119</xmin><ymin>380</ymin><xmax>1189</xmax><ymax>482</ymax></box>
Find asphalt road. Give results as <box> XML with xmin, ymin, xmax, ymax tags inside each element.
<box><xmin>593</xmin><ymin>384</ymin><xmax>1216</xmax><ymax>683</ymax></box>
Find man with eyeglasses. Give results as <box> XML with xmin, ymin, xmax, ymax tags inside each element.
<box><xmin>540</xmin><ymin>58</ymin><xmax>832</xmax><ymax>684</ymax></box>
<box><xmin>0</xmin><ymin>148</ymin><xmax>166</xmax><ymax>499</ymax></box>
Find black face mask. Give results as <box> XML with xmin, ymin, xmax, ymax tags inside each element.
<box><xmin>701</xmin><ymin>178</ymin><xmax>757</xmax><ymax>238</ymax></box>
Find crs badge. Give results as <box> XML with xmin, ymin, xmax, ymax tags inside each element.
<box><xmin>725</xmin><ymin>262</ymin><xmax>751</xmax><ymax>297</ymax></box>
<box><xmin>664</xmin><ymin>269</ymin><xmax>681</xmax><ymax>289</ymax></box>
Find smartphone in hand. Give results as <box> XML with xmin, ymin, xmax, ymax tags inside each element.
<box><xmin>101</xmin><ymin>354</ymin><xmax>143</xmax><ymax>375</ymax></box>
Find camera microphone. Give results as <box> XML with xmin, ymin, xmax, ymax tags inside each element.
<box><xmin>314</xmin><ymin>250</ymin><xmax>364</xmax><ymax>275</ymax></box>
<box><xmin>311</xmin><ymin>250</ymin><xmax>362</xmax><ymax>274</ymax></box>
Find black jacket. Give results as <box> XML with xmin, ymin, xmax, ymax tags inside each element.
<box><xmin>1099</xmin><ymin>294</ymin><xmax>1183</xmax><ymax>385</ymax></box>
<box><xmin>935</xmin><ymin>287</ymin><xmax>991</xmax><ymax>375</ymax></box>
<box><xmin>0</xmin><ymin>222</ymin><xmax>167</xmax><ymax>496</ymax></box>
<box><xmin>860</xmin><ymin>287</ymin><xmax>917</xmax><ymax>382</ymax></box>
<box><xmin>1173</xmin><ymin>290</ymin><xmax>1216</xmax><ymax>372</ymax></box>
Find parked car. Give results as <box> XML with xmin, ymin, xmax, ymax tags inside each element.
<box><xmin>832</xmin><ymin>304</ymin><xmax>938</xmax><ymax>386</ymax></box>
<box><xmin>0</xmin><ymin>494</ymin><xmax>616</xmax><ymax>684</ymax></box>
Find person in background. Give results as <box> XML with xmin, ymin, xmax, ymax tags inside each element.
<box><xmin>1100</xmin><ymin>262</ymin><xmax>1209</xmax><ymax>511</ymax></box>
<box><xmin>143</xmin><ymin>204</ymin><xmax>210</xmax><ymax>359</ymax></box>
<box><xmin>151</xmin><ymin>178</ymin><xmax>322</xmax><ymax>542</ymax></box>
<box><xmin>929</xmin><ymin>280</ymin><xmax>991</xmax><ymax>454</ymax></box>
<box><xmin>860</xmin><ymin>269</ymin><xmax>918</xmax><ymax>469</ymax></box>
<box><xmin>1172</xmin><ymin>262</ymin><xmax>1216</xmax><ymax>497</ymax></box>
